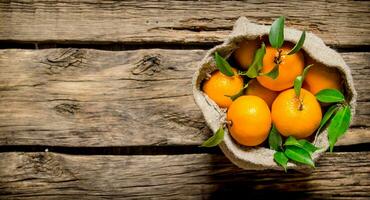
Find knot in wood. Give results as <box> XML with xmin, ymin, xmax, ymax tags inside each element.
<box><xmin>55</xmin><ymin>103</ymin><xmax>80</xmax><ymax>115</ymax></box>
<box><xmin>41</xmin><ymin>48</ymin><xmax>86</xmax><ymax>74</ymax></box>
<box><xmin>26</xmin><ymin>153</ymin><xmax>77</xmax><ymax>181</ymax></box>
<box><xmin>132</xmin><ymin>54</ymin><xmax>162</xmax><ymax>76</ymax></box>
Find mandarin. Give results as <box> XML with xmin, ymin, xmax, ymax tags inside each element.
<box><xmin>303</xmin><ymin>57</ymin><xmax>342</xmax><ymax>95</ymax></box>
<box><xmin>245</xmin><ymin>79</ymin><xmax>278</xmax><ymax>108</ymax></box>
<box><xmin>202</xmin><ymin>68</ymin><xmax>244</xmax><ymax>108</ymax></box>
<box><xmin>234</xmin><ymin>39</ymin><xmax>259</xmax><ymax>69</ymax></box>
<box><xmin>227</xmin><ymin>95</ymin><xmax>271</xmax><ymax>146</ymax></box>
<box><xmin>257</xmin><ymin>44</ymin><xmax>304</xmax><ymax>91</ymax></box>
<box><xmin>271</xmin><ymin>88</ymin><xmax>322</xmax><ymax>139</ymax></box>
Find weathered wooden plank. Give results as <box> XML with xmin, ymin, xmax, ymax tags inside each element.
<box><xmin>0</xmin><ymin>1</ymin><xmax>369</xmax><ymax>46</ymax></box>
<box><xmin>0</xmin><ymin>49</ymin><xmax>369</xmax><ymax>147</ymax></box>
<box><xmin>0</xmin><ymin>152</ymin><xmax>369</xmax><ymax>199</ymax></box>
<box><xmin>336</xmin><ymin>128</ymin><xmax>370</xmax><ymax>146</ymax></box>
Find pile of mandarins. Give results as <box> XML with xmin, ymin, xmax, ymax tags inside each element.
<box><xmin>200</xmin><ymin>16</ymin><xmax>351</xmax><ymax>170</ymax></box>
<box><xmin>203</xmin><ymin>39</ymin><xmax>342</xmax><ymax>147</ymax></box>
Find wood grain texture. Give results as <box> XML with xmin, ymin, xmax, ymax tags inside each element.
<box><xmin>0</xmin><ymin>152</ymin><xmax>369</xmax><ymax>199</ymax></box>
<box><xmin>0</xmin><ymin>0</ymin><xmax>369</xmax><ymax>46</ymax></box>
<box><xmin>0</xmin><ymin>49</ymin><xmax>369</xmax><ymax>147</ymax></box>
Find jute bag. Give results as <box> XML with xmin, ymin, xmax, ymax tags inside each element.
<box><xmin>192</xmin><ymin>17</ymin><xmax>357</xmax><ymax>171</ymax></box>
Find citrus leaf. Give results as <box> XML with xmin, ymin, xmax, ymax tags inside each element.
<box><xmin>245</xmin><ymin>42</ymin><xmax>266</xmax><ymax>78</ymax></box>
<box><xmin>294</xmin><ymin>76</ymin><xmax>303</xmax><ymax>97</ymax></box>
<box><xmin>262</xmin><ymin>63</ymin><xmax>279</xmax><ymax>79</ymax></box>
<box><xmin>269</xmin><ymin>16</ymin><xmax>285</xmax><ymax>49</ymax></box>
<box><xmin>201</xmin><ymin>127</ymin><xmax>225</xmax><ymax>147</ymax></box>
<box><xmin>316</xmin><ymin>89</ymin><xmax>345</xmax><ymax>103</ymax></box>
<box><xmin>245</xmin><ymin>67</ymin><xmax>258</xmax><ymax>79</ymax></box>
<box><xmin>225</xmin><ymin>84</ymin><xmax>249</xmax><ymax>101</ymax></box>
<box><xmin>294</xmin><ymin>64</ymin><xmax>313</xmax><ymax>97</ymax></box>
<box><xmin>214</xmin><ymin>52</ymin><xmax>234</xmax><ymax>77</ymax></box>
<box><xmin>268</xmin><ymin>125</ymin><xmax>282</xmax><ymax>151</ymax></box>
<box><xmin>284</xmin><ymin>136</ymin><xmax>303</xmax><ymax>148</ymax></box>
<box><xmin>288</xmin><ymin>31</ymin><xmax>306</xmax><ymax>55</ymax></box>
<box><xmin>274</xmin><ymin>151</ymin><xmax>288</xmax><ymax>172</ymax></box>
<box><xmin>302</xmin><ymin>64</ymin><xmax>313</xmax><ymax>80</ymax></box>
<box><xmin>317</xmin><ymin>104</ymin><xmax>339</xmax><ymax>134</ymax></box>
<box><xmin>285</xmin><ymin>137</ymin><xmax>319</xmax><ymax>155</ymax></box>
<box><xmin>298</xmin><ymin>140</ymin><xmax>319</xmax><ymax>154</ymax></box>
<box><xmin>284</xmin><ymin>146</ymin><xmax>315</xmax><ymax>167</ymax></box>
<box><xmin>328</xmin><ymin>105</ymin><xmax>351</xmax><ymax>152</ymax></box>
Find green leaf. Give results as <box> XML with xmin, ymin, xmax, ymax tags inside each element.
<box><xmin>268</xmin><ymin>125</ymin><xmax>282</xmax><ymax>151</ymax></box>
<box><xmin>274</xmin><ymin>151</ymin><xmax>289</xmax><ymax>172</ymax></box>
<box><xmin>245</xmin><ymin>42</ymin><xmax>266</xmax><ymax>78</ymax></box>
<box><xmin>288</xmin><ymin>31</ymin><xmax>306</xmax><ymax>55</ymax></box>
<box><xmin>317</xmin><ymin>104</ymin><xmax>340</xmax><ymax>134</ymax></box>
<box><xmin>225</xmin><ymin>84</ymin><xmax>249</xmax><ymax>101</ymax></box>
<box><xmin>298</xmin><ymin>140</ymin><xmax>319</xmax><ymax>154</ymax></box>
<box><xmin>214</xmin><ymin>52</ymin><xmax>234</xmax><ymax>77</ymax></box>
<box><xmin>285</xmin><ymin>137</ymin><xmax>319</xmax><ymax>155</ymax></box>
<box><xmin>201</xmin><ymin>127</ymin><xmax>225</xmax><ymax>147</ymax></box>
<box><xmin>294</xmin><ymin>76</ymin><xmax>303</xmax><ymax>97</ymax></box>
<box><xmin>294</xmin><ymin>64</ymin><xmax>313</xmax><ymax>97</ymax></box>
<box><xmin>284</xmin><ymin>146</ymin><xmax>315</xmax><ymax>167</ymax></box>
<box><xmin>301</xmin><ymin>64</ymin><xmax>313</xmax><ymax>80</ymax></box>
<box><xmin>284</xmin><ymin>136</ymin><xmax>303</xmax><ymax>148</ymax></box>
<box><xmin>262</xmin><ymin>63</ymin><xmax>279</xmax><ymax>79</ymax></box>
<box><xmin>328</xmin><ymin>105</ymin><xmax>351</xmax><ymax>152</ymax></box>
<box><xmin>269</xmin><ymin>16</ymin><xmax>285</xmax><ymax>49</ymax></box>
<box><xmin>316</xmin><ymin>89</ymin><xmax>345</xmax><ymax>103</ymax></box>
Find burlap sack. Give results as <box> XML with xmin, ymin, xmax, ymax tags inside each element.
<box><xmin>192</xmin><ymin>17</ymin><xmax>357</xmax><ymax>171</ymax></box>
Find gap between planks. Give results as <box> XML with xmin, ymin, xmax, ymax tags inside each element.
<box><xmin>0</xmin><ymin>140</ymin><xmax>368</xmax><ymax>156</ymax></box>
<box><xmin>1</xmin><ymin>41</ymin><xmax>370</xmax><ymax>53</ymax></box>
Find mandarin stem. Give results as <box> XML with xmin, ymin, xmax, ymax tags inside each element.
<box><xmin>205</xmin><ymin>72</ymin><xmax>211</xmax><ymax>80</ymax></box>
<box><xmin>298</xmin><ymin>98</ymin><xmax>304</xmax><ymax>111</ymax></box>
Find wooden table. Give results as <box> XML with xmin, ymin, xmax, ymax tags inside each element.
<box><xmin>0</xmin><ymin>1</ymin><xmax>369</xmax><ymax>199</ymax></box>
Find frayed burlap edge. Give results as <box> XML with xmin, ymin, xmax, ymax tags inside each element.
<box><xmin>192</xmin><ymin>17</ymin><xmax>357</xmax><ymax>172</ymax></box>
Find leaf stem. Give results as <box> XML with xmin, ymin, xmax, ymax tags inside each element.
<box><xmin>205</xmin><ymin>72</ymin><xmax>212</xmax><ymax>80</ymax></box>
<box><xmin>226</xmin><ymin>120</ymin><xmax>233</xmax><ymax>126</ymax></box>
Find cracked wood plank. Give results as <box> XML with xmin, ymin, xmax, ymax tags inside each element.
<box><xmin>0</xmin><ymin>152</ymin><xmax>369</xmax><ymax>199</ymax></box>
<box><xmin>0</xmin><ymin>0</ymin><xmax>369</xmax><ymax>46</ymax></box>
<box><xmin>0</xmin><ymin>49</ymin><xmax>369</xmax><ymax>147</ymax></box>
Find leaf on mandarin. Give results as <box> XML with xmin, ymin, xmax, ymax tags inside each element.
<box><xmin>268</xmin><ymin>125</ymin><xmax>282</xmax><ymax>151</ymax></box>
<box><xmin>285</xmin><ymin>137</ymin><xmax>319</xmax><ymax>155</ymax></box>
<box><xmin>316</xmin><ymin>89</ymin><xmax>345</xmax><ymax>103</ymax></box>
<box><xmin>294</xmin><ymin>64</ymin><xmax>313</xmax><ymax>97</ymax></box>
<box><xmin>245</xmin><ymin>42</ymin><xmax>266</xmax><ymax>78</ymax></box>
<box><xmin>317</xmin><ymin>104</ymin><xmax>339</xmax><ymax>134</ymax></box>
<box><xmin>201</xmin><ymin>127</ymin><xmax>225</xmax><ymax>147</ymax></box>
<box><xmin>294</xmin><ymin>76</ymin><xmax>303</xmax><ymax>97</ymax></box>
<box><xmin>225</xmin><ymin>84</ymin><xmax>249</xmax><ymax>101</ymax></box>
<box><xmin>298</xmin><ymin>140</ymin><xmax>320</xmax><ymax>154</ymax></box>
<box><xmin>284</xmin><ymin>136</ymin><xmax>303</xmax><ymax>148</ymax></box>
<box><xmin>262</xmin><ymin>63</ymin><xmax>279</xmax><ymax>79</ymax></box>
<box><xmin>302</xmin><ymin>64</ymin><xmax>313</xmax><ymax>80</ymax></box>
<box><xmin>288</xmin><ymin>31</ymin><xmax>306</xmax><ymax>55</ymax></box>
<box><xmin>328</xmin><ymin>105</ymin><xmax>351</xmax><ymax>152</ymax></box>
<box><xmin>285</xmin><ymin>146</ymin><xmax>315</xmax><ymax>167</ymax></box>
<box><xmin>274</xmin><ymin>151</ymin><xmax>289</xmax><ymax>172</ymax></box>
<box><xmin>214</xmin><ymin>52</ymin><xmax>234</xmax><ymax>77</ymax></box>
<box><xmin>269</xmin><ymin>16</ymin><xmax>285</xmax><ymax>49</ymax></box>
